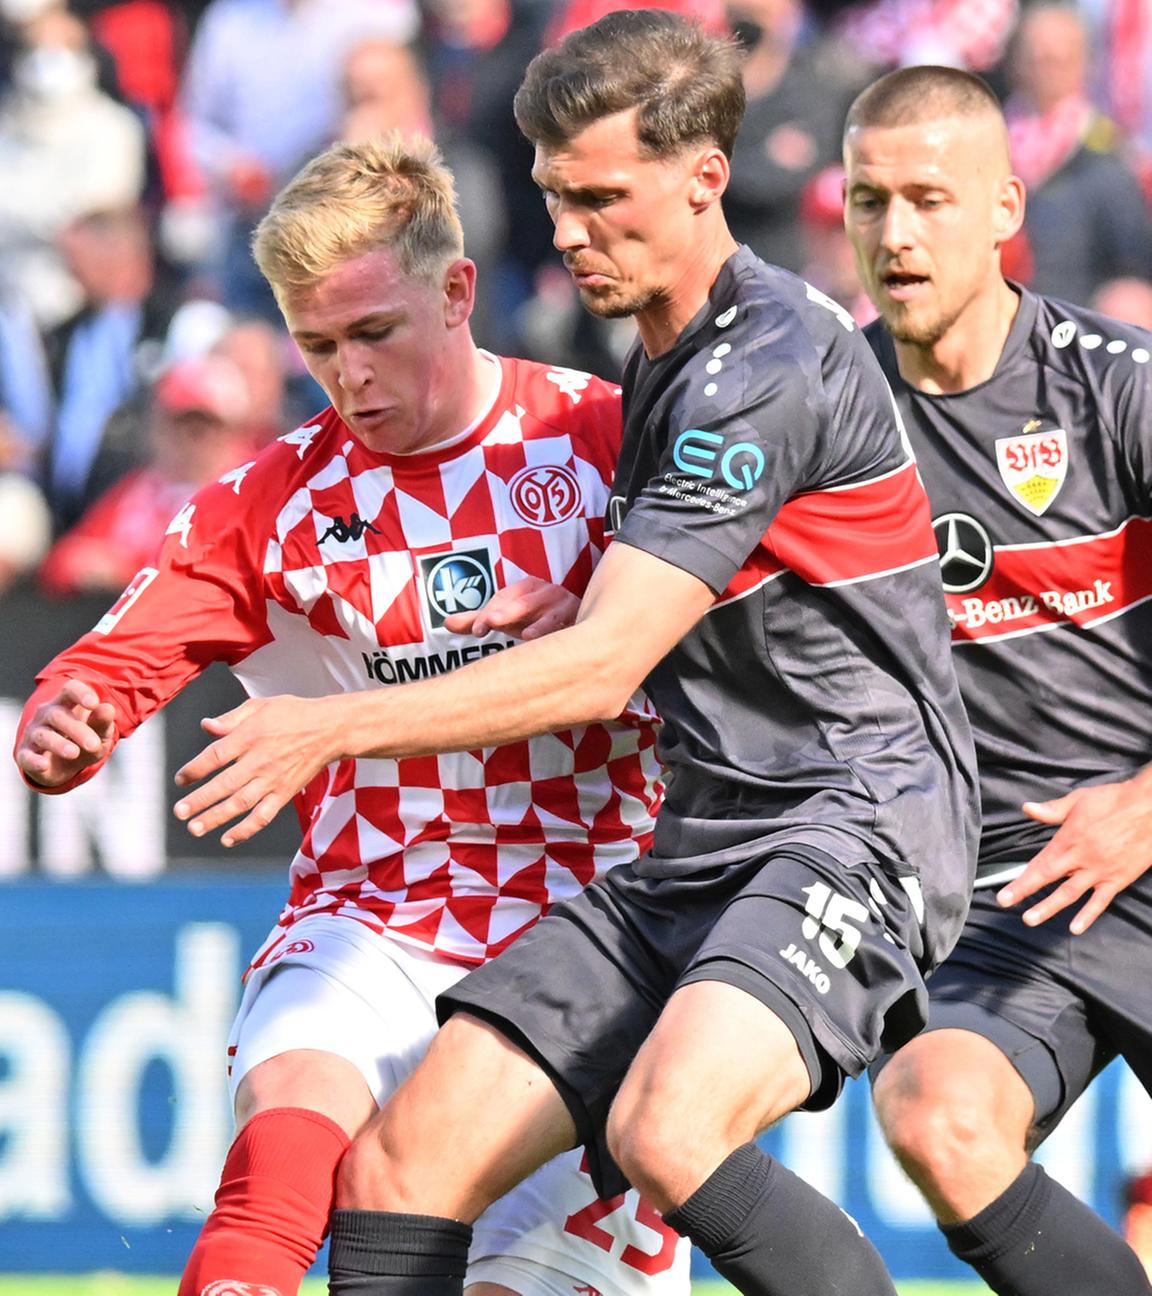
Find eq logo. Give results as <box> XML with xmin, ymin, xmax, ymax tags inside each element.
<box><xmin>418</xmin><ymin>548</ymin><xmax>496</xmax><ymax>628</ymax></box>
<box><xmin>509</xmin><ymin>464</ymin><xmax>583</xmax><ymax>526</ymax></box>
<box><xmin>672</xmin><ymin>429</ymin><xmax>765</xmax><ymax>491</ymax></box>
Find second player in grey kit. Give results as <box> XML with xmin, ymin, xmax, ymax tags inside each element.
<box><xmin>171</xmin><ymin>14</ymin><xmax>979</xmax><ymax>1296</ymax></box>
<box><xmin>845</xmin><ymin>64</ymin><xmax>1152</xmax><ymax>1296</ymax></box>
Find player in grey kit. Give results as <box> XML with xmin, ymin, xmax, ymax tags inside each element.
<box><xmin>845</xmin><ymin>64</ymin><xmax>1152</xmax><ymax>1296</ymax></box>
<box><xmin>171</xmin><ymin>15</ymin><xmax>978</xmax><ymax>1296</ymax></box>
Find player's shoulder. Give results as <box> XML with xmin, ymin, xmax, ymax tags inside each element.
<box><xmin>695</xmin><ymin>251</ymin><xmax>867</xmax><ymax>386</ymax></box>
<box><xmin>1026</xmin><ymin>292</ymin><xmax>1152</xmax><ymax>401</ymax></box>
<box><xmin>497</xmin><ymin>352</ymin><xmax>622</xmax><ymax>451</ymax></box>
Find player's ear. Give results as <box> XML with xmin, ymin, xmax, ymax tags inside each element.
<box><xmin>688</xmin><ymin>146</ymin><xmax>730</xmax><ymax>212</ymax></box>
<box><xmin>442</xmin><ymin>258</ymin><xmax>476</xmax><ymax>329</ymax></box>
<box><xmin>993</xmin><ymin>175</ymin><xmax>1026</xmax><ymax>245</ymax></box>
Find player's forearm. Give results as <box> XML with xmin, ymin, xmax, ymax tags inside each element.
<box><xmin>331</xmin><ymin>621</ymin><xmax>639</xmax><ymax>761</ymax></box>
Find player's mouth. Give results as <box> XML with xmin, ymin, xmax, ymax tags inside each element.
<box><xmin>880</xmin><ymin>269</ymin><xmax>930</xmax><ymax>302</ymax></box>
<box><xmin>347</xmin><ymin>407</ymin><xmax>394</xmax><ymax>431</ymax></box>
<box><xmin>566</xmin><ymin>258</ymin><xmax>613</xmax><ymax>288</ymax></box>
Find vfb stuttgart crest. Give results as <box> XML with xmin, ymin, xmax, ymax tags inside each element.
<box><xmin>994</xmin><ymin>426</ymin><xmax>1067</xmax><ymax>516</ymax></box>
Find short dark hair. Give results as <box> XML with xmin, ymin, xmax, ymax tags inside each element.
<box><xmin>845</xmin><ymin>65</ymin><xmax>1003</xmax><ymax>137</ymax></box>
<box><xmin>514</xmin><ymin>9</ymin><xmax>746</xmax><ymax>160</ymax></box>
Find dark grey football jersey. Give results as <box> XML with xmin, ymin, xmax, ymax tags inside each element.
<box><xmin>867</xmin><ymin>287</ymin><xmax>1152</xmax><ymax>885</ymax></box>
<box><xmin>612</xmin><ymin>247</ymin><xmax>979</xmax><ymax>964</ymax></box>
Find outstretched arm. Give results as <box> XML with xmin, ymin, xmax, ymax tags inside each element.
<box><xmin>997</xmin><ymin>764</ymin><xmax>1152</xmax><ymax>932</ymax></box>
<box><xmin>174</xmin><ymin>542</ymin><xmax>714</xmax><ymax>846</ymax></box>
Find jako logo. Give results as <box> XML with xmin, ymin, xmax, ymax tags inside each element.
<box><xmin>778</xmin><ymin>942</ymin><xmax>831</xmax><ymax>994</ymax></box>
<box><xmin>672</xmin><ymin>429</ymin><xmax>765</xmax><ymax>491</ymax></box>
<box><xmin>418</xmin><ymin>548</ymin><xmax>495</xmax><ymax>628</ymax></box>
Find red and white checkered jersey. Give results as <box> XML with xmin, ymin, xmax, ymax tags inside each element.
<box><xmin>26</xmin><ymin>353</ymin><xmax>663</xmax><ymax>964</ymax></box>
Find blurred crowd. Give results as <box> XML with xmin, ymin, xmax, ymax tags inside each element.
<box><xmin>1</xmin><ymin>0</ymin><xmax>1151</xmax><ymax>596</ymax></box>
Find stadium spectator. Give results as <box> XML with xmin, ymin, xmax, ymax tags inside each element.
<box><xmin>339</xmin><ymin>36</ymin><xmax>433</xmax><ymax>144</ymax></box>
<box><xmin>1091</xmin><ymin>274</ymin><xmax>1152</xmax><ymax>329</ymax></box>
<box><xmin>1127</xmin><ymin>1170</ymin><xmax>1152</xmax><ymax>1281</ymax></box>
<box><xmin>723</xmin><ymin>0</ymin><xmax>867</xmax><ymax>273</ymax></box>
<box><xmin>834</xmin><ymin>0</ymin><xmax>1018</xmax><ymax>73</ymax></box>
<box><xmin>844</xmin><ymin>63</ymin><xmax>1152</xmax><ymax>1295</ymax></box>
<box><xmin>179</xmin><ymin>0</ymin><xmax>419</xmax><ymax>318</ymax></box>
<box><xmin>14</xmin><ymin>132</ymin><xmax>689</xmax><ymax>1296</ymax></box>
<box><xmin>210</xmin><ymin>315</ymin><xmax>299</xmax><ymax>446</ymax></box>
<box><xmin>0</xmin><ymin>468</ymin><xmax>51</xmax><ymax>594</ymax></box>
<box><xmin>42</xmin><ymin>205</ymin><xmax>177</xmax><ymax>532</ymax></box>
<box><xmin>0</xmin><ymin>278</ymin><xmax>53</xmax><ymax>469</ymax></box>
<box><xmin>170</xmin><ymin>15</ymin><xmax>979</xmax><ymax>1296</ymax></box>
<box><xmin>796</xmin><ymin>164</ymin><xmax>876</xmax><ymax>323</ymax></box>
<box><xmin>1006</xmin><ymin>2</ymin><xmax>1152</xmax><ymax>304</ymax></box>
<box><xmin>0</xmin><ymin>0</ymin><xmax>146</xmax><ymax>327</ymax></box>
<box><xmin>39</xmin><ymin>352</ymin><xmax>252</xmax><ymax>597</ymax></box>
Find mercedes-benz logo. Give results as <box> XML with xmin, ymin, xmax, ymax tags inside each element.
<box><xmin>932</xmin><ymin>513</ymin><xmax>993</xmax><ymax>593</ymax></box>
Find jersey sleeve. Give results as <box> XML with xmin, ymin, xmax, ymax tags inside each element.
<box><xmin>19</xmin><ymin>467</ymin><xmax>275</xmax><ymax>788</ymax></box>
<box><xmin>616</xmin><ymin>325</ymin><xmax>824</xmax><ymax>593</ymax></box>
<box><xmin>1108</xmin><ymin>337</ymin><xmax>1152</xmax><ymax>510</ymax></box>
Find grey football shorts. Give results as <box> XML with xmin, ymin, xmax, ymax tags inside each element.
<box><xmin>439</xmin><ymin>845</ymin><xmax>931</xmax><ymax>1195</ymax></box>
<box><xmin>872</xmin><ymin>871</ymin><xmax>1152</xmax><ymax>1148</ymax></box>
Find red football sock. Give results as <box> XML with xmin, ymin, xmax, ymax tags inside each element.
<box><xmin>179</xmin><ymin>1106</ymin><xmax>351</xmax><ymax>1296</ymax></box>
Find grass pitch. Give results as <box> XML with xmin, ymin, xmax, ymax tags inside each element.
<box><xmin>0</xmin><ymin>1281</ymin><xmax>990</xmax><ymax>1295</ymax></box>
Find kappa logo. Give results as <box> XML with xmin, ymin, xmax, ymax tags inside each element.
<box><xmin>995</xmin><ymin>426</ymin><xmax>1067</xmax><ymax>516</ymax></box>
<box><xmin>509</xmin><ymin>464</ymin><xmax>583</xmax><ymax>526</ymax></box>
<box><xmin>166</xmin><ymin>502</ymin><xmax>196</xmax><ymax>548</ymax></box>
<box><xmin>933</xmin><ymin>513</ymin><xmax>993</xmax><ymax>593</ymax></box>
<box><xmin>418</xmin><ymin>547</ymin><xmax>495</xmax><ymax>628</ymax></box>
<box><xmin>320</xmin><ymin>513</ymin><xmax>381</xmax><ymax>544</ymax></box>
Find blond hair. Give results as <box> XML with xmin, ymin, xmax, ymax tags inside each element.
<box><xmin>253</xmin><ymin>134</ymin><xmax>464</xmax><ymax>298</ymax></box>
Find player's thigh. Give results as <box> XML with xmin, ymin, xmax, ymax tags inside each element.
<box><xmin>229</xmin><ymin>916</ymin><xmax>465</xmax><ymax>1131</ymax></box>
<box><xmin>468</xmin><ymin>1145</ymin><xmax>689</xmax><ymax>1296</ymax></box>
<box><xmin>683</xmin><ymin>846</ymin><xmax>931</xmax><ymax>1113</ymax></box>
<box><xmin>438</xmin><ymin>866</ymin><xmax>678</xmax><ymax>1199</ymax></box>
<box><xmin>612</xmin><ymin>979</ymin><xmax>810</xmax><ymax>1149</ymax></box>
<box><xmin>906</xmin><ymin>885</ymin><xmax>1109</xmax><ymax>1148</ymax></box>
<box><xmin>1069</xmin><ymin>869</ymin><xmax>1152</xmax><ymax>1102</ymax></box>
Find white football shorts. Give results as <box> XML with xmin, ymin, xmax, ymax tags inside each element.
<box><xmin>229</xmin><ymin>913</ymin><xmax>690</xmax><ymax>1296</ymax></box>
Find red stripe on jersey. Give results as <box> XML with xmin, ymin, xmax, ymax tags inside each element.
<box><xmin>949</xmin><ymin>515</ymin><xmax>1152</xmax><ymax>644</ymax></box>
<box><xmin>716</xmin><ymin>461</ymin><xmax>935</xmax><ymax>603</ymax></box>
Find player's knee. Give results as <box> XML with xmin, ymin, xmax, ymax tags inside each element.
<box><xmin>335</xmin><ymin>1123</ymin><xmax>407</xmax><ymax>1210</ymax></box>
<box><xmin>873</xmin><ymin>1046</ymin><xmax>1006</xmax><ymax>1186</ymax></box>
<box><xmin>606</xmin><ymin>1092</ymin><xmax>713</xmax><ymax>1211</ymax></box>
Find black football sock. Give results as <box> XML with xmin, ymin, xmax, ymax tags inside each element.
<box><xmin>327</xmin><ymin>1209</ymin><xmax>471</xmax><ymax>1295</ymax></box>
<box><xmin>941</xmin><ymin>1162</ymin><xmax>1152</xmax><ymax>1296</ymax></box>
<box><xmin>663</xmin><ymin>1142</ymin><xmax>898</xmax><ymax>1296</ymax></box>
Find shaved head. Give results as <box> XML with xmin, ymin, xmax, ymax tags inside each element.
<box><xmin>844</xmin><ymin>66</ymin><xmax>1010</xmax><ymax>174</ymax></box>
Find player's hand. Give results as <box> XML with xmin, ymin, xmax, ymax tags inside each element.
<box><xmin>443</xmin><ymin>577</ymin><xmax>580</xmax><ymax>641</ymax></box>
<box><xmin>997</xmin><ymin>770</ymin><xmax>1152</xmax><ymax>933</ymax></box>
<box><xmin>173</xmin><ymin>695</ymin><xmax>343</xmax><ymax>847</ymax></box>
<box><xmin>15</xmin><ymin>680</ymin><xmax>117</xmax><ymax>788</ymax></box>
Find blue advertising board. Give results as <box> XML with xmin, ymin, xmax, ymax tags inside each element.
<box><xmin>2</xmin><ymin>878</ymin><xmax>1151</xmax><ymax>1279</ymax></box>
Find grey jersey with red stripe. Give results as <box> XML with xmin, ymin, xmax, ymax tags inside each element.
<box><xmin>611</xmin><ymin>247</ymin><xmax>979</xmax><ymax>965</ymax></box>
<box><xmin>867</xmin><ymin>287</ymin><xmax>1152</xmax><ymax>885</ymax></box>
